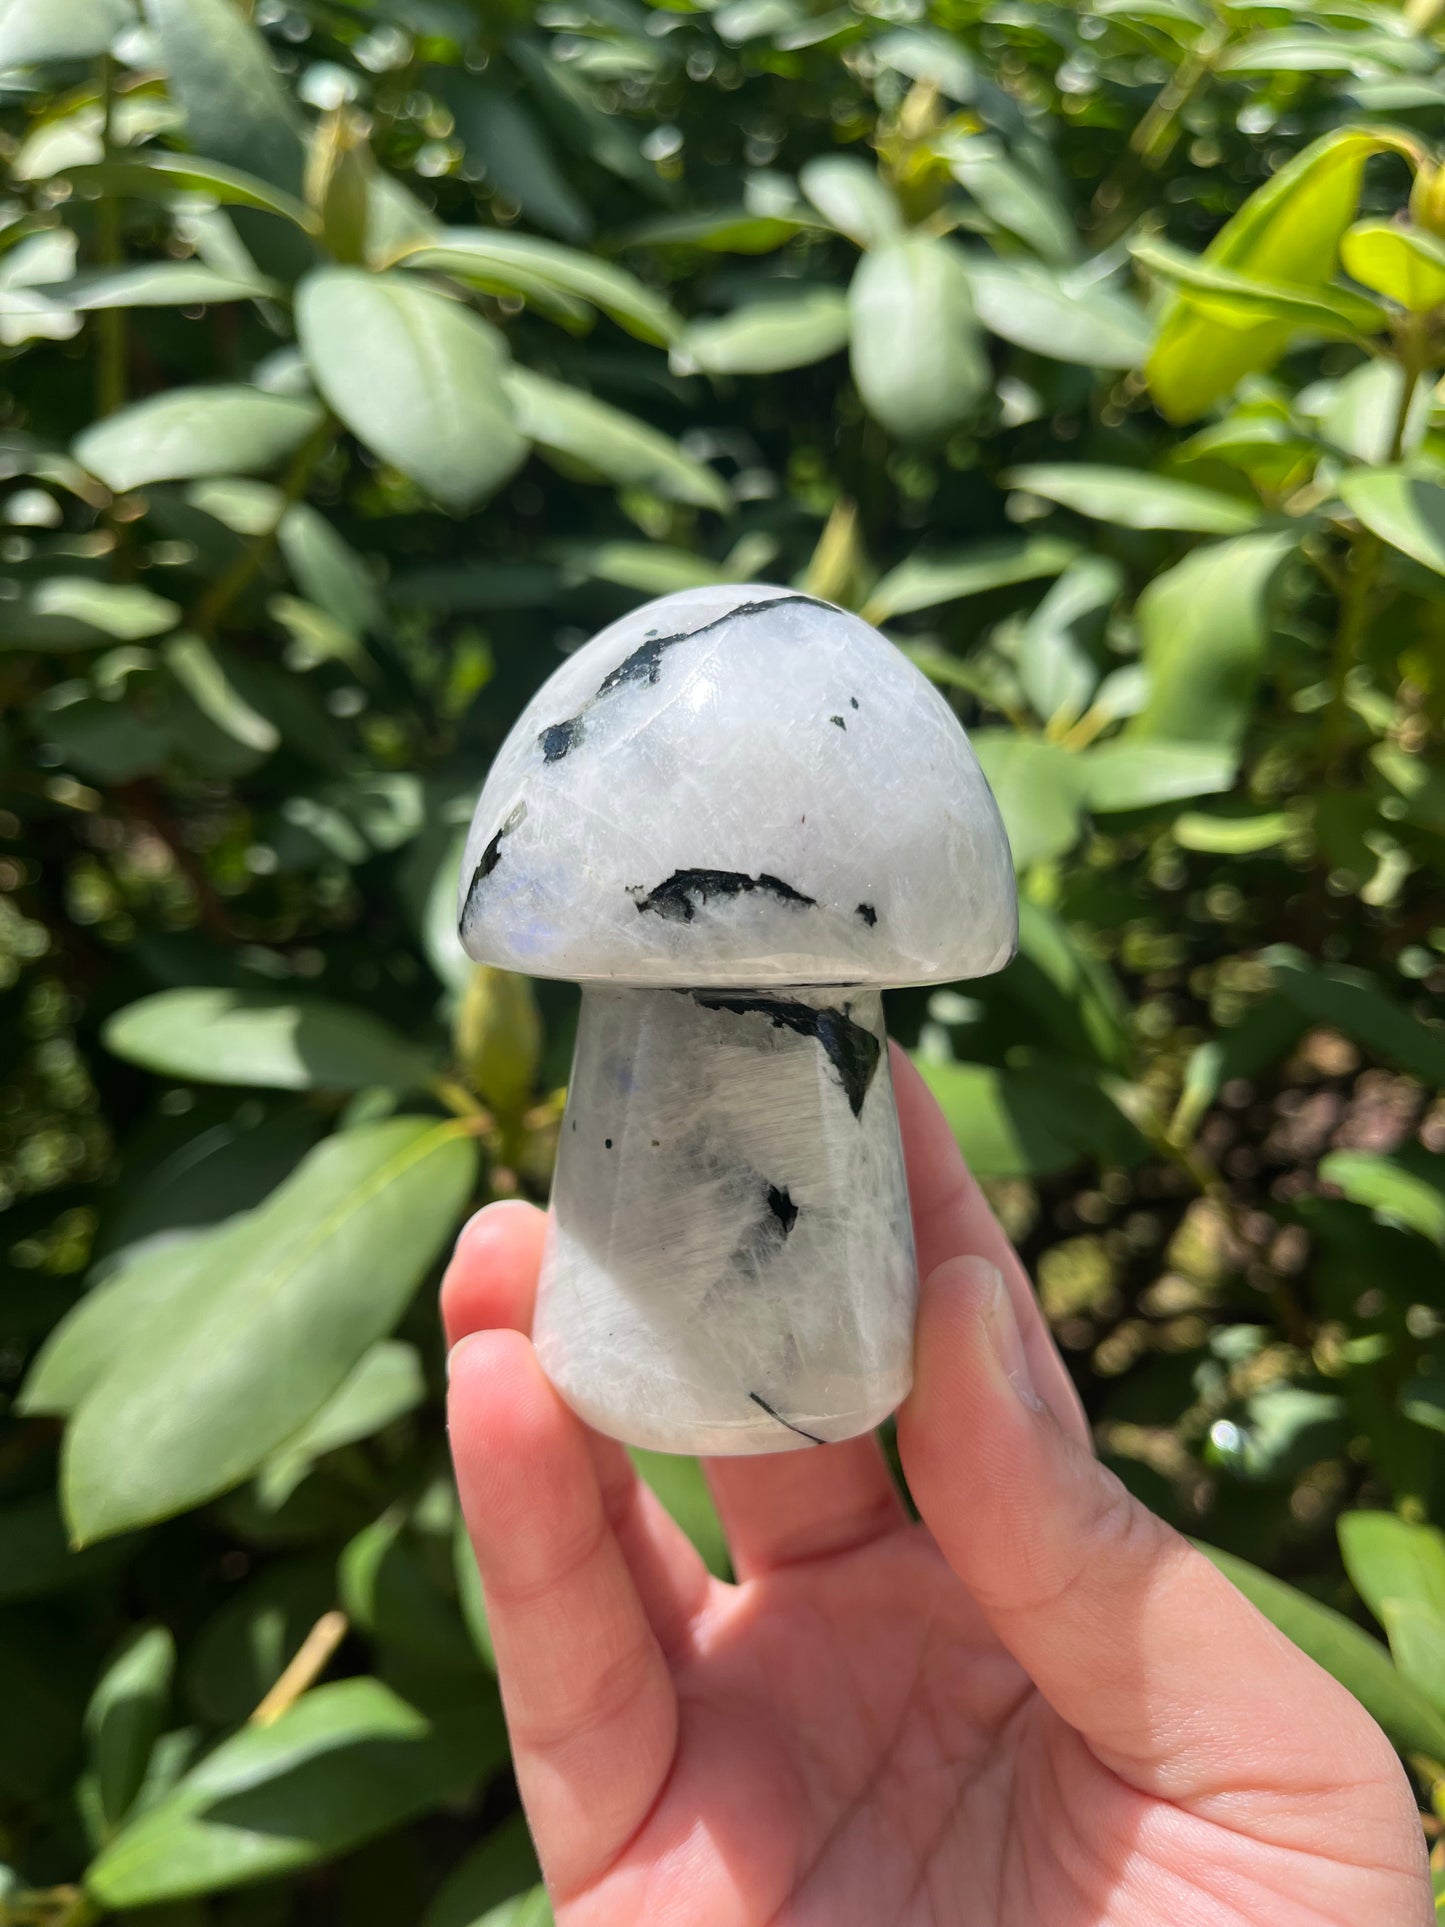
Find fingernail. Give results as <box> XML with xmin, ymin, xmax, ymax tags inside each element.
<box><xmin>979</xmin><ymin>1261</ymin><xmax>1045</xmax><ymax>1412</ymax></box>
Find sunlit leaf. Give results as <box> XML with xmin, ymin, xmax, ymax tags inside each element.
<box><xmin>848</xmin><ymin>237</ymin><xmax>988</xmax><ymax>442</ymax></box>
<box><xmin>296</xmin><ymin>270</ymin><xmax>524</xmax><ymax>513</ymax></box>
<box><xmin>63</xmin><ymin>1119</ymin><xmax>478</xmax><ymax>1542</ymax></box>
<box><xmin>75</xmin><ymin>387</ymin><xmax>321</xmax><ymax>492</ymax></box>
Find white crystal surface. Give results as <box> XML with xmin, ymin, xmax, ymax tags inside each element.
<box><xmin>536</xmin><ymin>985</ymin><xmax>916</xmax><ymax>1454</ymax></box>
<box><xmin>458</xmin><ymin>584</ymin><xmax>1016</xmax><ymax>987</ymax></box>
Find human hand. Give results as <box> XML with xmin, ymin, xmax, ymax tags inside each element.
<box><xmin>444</xmin><ymin>1046</ymin><xmax>1429</xmax><ymax>1926</ymax></box>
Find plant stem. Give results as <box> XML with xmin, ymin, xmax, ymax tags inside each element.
<box><xmin>95</xmin><ymin>56</ymin><xmax>125</xmax><ymax>419</ymax></box>
<box><xmin>186</xmin><ymin>414</ymin><xmax>337</xmax><ymax>637</ymax></box>
<box><xmin>250</xmin><ymin>1610</ymin><xmax>348</xmax><ymax>1726</ymax></box>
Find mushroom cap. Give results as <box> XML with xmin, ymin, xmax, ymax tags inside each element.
<box><xmin>457</xmin><ymin>584</ymin><xmax>1016</xmax><ymax>988</ymax></box>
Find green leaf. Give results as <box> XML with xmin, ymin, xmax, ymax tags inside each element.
<box><xmin>1132</xmin><ymin>235</ymin><xmax>1388</xmax><ymax>337</ymax></box>
<box><xmin>85</xmin><ymin>1677</ymin><xmax>499</xmax><ymax>1908</ymax></box>
<box><xmin>277</xmin><ymin>503</ymin><xmax>381</xmax><ymax>639</ymax></box>
<box><xmin>1265</xmin><ymin>947</ymin><xmax>1445</xmax><ymax>1086</ymax></box>
<box><xmin>1130</xmin><ymin>530</ymin><xmax>1297</xmax><ymax>747</ymax></box>
<box><xmin>20</xmin><ymin>1230</ymin><xmax>226</xmax><ymax>1418</ymax></box>
<box><xmin>1338</xmin><ymin>467</ymin><xmax>1445</xmax><ymax>579</ymax></box>
<box><xmin>63</xmin><ymin>1119</ymin><xmax>478</xmax><ymax>1542</ymax></box>
<box><xmin>862</xmin><ymin>534</ymin><xmax>1075</xmax><ymax>623</ymax></box>
<box><xmin>0</xmin><ymin>577</ymin><xmax>180</xmax><ymax>649</ymax></box>
<box><xmin>1015</xmin><ymin>556</ymin><xmax>1119</xmax><ymax>727</ymax></box>
<box><xmin>0</xmin><ymin>262</ymin><xmax>277</xmax><ymax>312</ymax></box>
<box><xmin>421</xmin><ymin>1815</ymin><xmax>541</xmax><ymax>1927</ymax></box>
<box><xmin>397</xmin><ymin>231</ymin><xmax>680</xmax><ymax>346</ymax></box>
<box><xmin>848</xmin><ymin>237</ymin><xmax>988</xmax><ymax>442</ymax></box>
<box><xmin>75</xmin><ymin>386</ymin><xmax>321</xmax><ymax>492</ymax></box>
<box><xmin>341</xmin><ymin>1507</ymin><xmax>477</xmax><ymax>1672</ymax></box>
<box><xmin>798</xmin><ymin>155</ymin><xmax>902</xmax><ymax>250</ymax></box>
<box><xmin>1341</xmin><ymin>220</ymin><xmax>1445</xmax><ymax>313</ymax></box>
<box><xmin>162</xmin><ymin>633</ymin><xmax>280</xmax><ymax>754</ymax></box>
<box><xmin>1078</xmin><ymin>740</ymin><xmax>1237</xmax><ymax>810</ymax></box>
<box><xmin>0</xmin><ymin>0</ymin><xmax>131</xmax><ymax>65</ymax></box>
<box><xmin>504</xmin><ymin>368</ymin><xmax>729</xmax><ymax>513</ymax></box>
<box><xmin>63</xmin><ymin>154</ymin><xmax>318</xmax><ymax>230</ymax></box>
<box><xmin>678</xmin><ymin>287</ymin><xmax>850</xmax><ymax>375</ymax></box>
<box><xmin>1319</xmin><ymin>1151</ymin><xmax>1445</xmax><ymax>1247</ymax></box>
<box><xmin>103</xmin><ymin>987</ymin><xmax>438</xmax><ymax>1091</ymax></box>
<box><xmin>1007</xmin><ymin>463</ymin><xmax>1261</xmax><ymax>534</ymax></box>
<box><xmin>258</xmin><ymin>1341</ymin><xmax>425</xmax><ymax>1507</ymax></box>
<box><xmin>142</xmin><ymin>0</ymin><xmax>304</xmax><ymax>196</ymax></box>
<box><xmin>971</xmin><ymin>732</ymin><xmax>1083</xmax><ymax>866</ymax></box>
<box><xmin>1339</xmin><ymin>1511</ymin><xmax>1445</xmax><ymax>1705</ymax></box>
<box><xmin>624</xmin><ymin>207</ymin><xmax>808</xmax><ymax>254</ymax></box>
<box><xmin>965</xmin><ymin>258</ymin><xmax>1150</xmax><ymax>370</ymax></box>
<box><xmin>1173</xmin><ymin>807</ymin><xmax>1292</xmax><ymax>853</ymax></box>
<box><xmin>1000</xmin><ymin>898</ymin><xmax>1132</xmax><ymax>1072</ymax></box>
<box><xmin>1198</xmin><ymin>1542</ymin><xmax>1445</xmax><ymax>1760</ymax></box>
<box><xmin>86</xmin><ymin>1625</ymin><xmax>176</xmax><ymax>1836</ymax></box>
<box><xmin>549</xmin><ymin>539</ymin><xmax>721</xmax><ymax>595</ymax></box>
<box><xmin>296</xmin><ymin>270</ymin><xmax>524</xmax><ymax>515</ymax></box>
<box><xmin>918</xmin><ymin>1056</ymin><xmax>1146</xmax><ymax>1177</ymax></box>
<box><xmin>1146</xmin><ymin>128</ymin><xmax>1411</xmax><ymax>421</ymax></box>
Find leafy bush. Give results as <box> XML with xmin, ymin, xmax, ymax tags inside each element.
<box><xmin>3</xmin><ymin>0</ymin><xmax>1445</xmax><ymax>1917</ymax></box>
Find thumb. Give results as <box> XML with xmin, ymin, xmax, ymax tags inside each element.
<box><xmin>898</xmin><ymin>1257</ymin><xmax>1416</xmax><ymax>1849</ymax></box>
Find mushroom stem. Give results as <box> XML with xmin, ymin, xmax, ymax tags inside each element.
<box><xmin>535</xmin><ymin>984</ymin><xmax>918</xmax><ymax>1455</ymax></box>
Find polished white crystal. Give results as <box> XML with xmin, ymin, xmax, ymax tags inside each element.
<box><xmin>457</xmin><ymin>585</ymin><xmax>1017</xmax><ymax>1456</ymax></box>
<box><xmin>458</xmin><ymin>584</ymin><xmax>1016</xmax><ymax>987</ymax></box>
<box><xmin>537</xmin><ymin>985</ymin><xmax>916</xmax><ymax>1454</ymax></box>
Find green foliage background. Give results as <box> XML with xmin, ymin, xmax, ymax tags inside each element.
<box><xmin>3</xmin><ymin>0</ymin><xmax>1445</xmax><ymax>1916</ymax></box>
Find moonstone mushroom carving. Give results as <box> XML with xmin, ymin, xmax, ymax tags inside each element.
<box><xmin>458</xmin><ymin>584</ymin><xmax>1017</xmax><ymax>1455</ymax></box>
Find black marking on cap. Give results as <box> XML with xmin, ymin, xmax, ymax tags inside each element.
<box><xmin>536</xmin><ymin>594</ymin><xmax>831</xmax><ymax>761</ymax></box>
<box><xmin>631</xmin><ymin>869</ymin><xmax>816</xmax><ymax>924</ymax></box>
<box><xmin>849</xmin><ymin>695</ymin><xmax>859</xmax><ymax>709</ymax></box>
<box><xmin>459</xmin><ymin>801</ymin><xmax>527</xmax><ymax>934</ymax></box>
<box><xmin>749</xmin><ymin>1391</ymin><xmax>824</xmax><ymax>1445</ymax></box>
<box><xmin>691</xmin><ymin>993</ymin><xmax>881</xmax><ymax>1118</ymax></box>
<box><xmin>766</xmin><ymin>1183</ymin><xmax>798</xmax><ymax>1235</ymax></box>
<box><xmin>829</xmin><ymin>714</ymin><xmax>846</xmax><ymax>730</ymax></box>
<box><xmin>856</xmin><ymin>902</ymin><xmax>877</xmax><ymax>927</ymax></box>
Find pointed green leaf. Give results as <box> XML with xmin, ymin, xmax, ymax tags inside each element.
<box><xmin>1132</xmin><ymin>234</ymin><xmax>1388</xmax><ymax>337</ymax></box>
<box><xmin>863</xmin><ymin>534</ymin><xmax>1075</xmax><ymax>623</ymax></box>
<box><xmin>75</xmin><ymin>386</ymin><xmax>321</xmax><ymax>491</ymax></box>
<box><xmin>1007</xmin><ymin>463</ymin><xmax>1261</xmax><ymax>534</ymax></box>
<box><xmin>1130</xmin><ymin>530</ymin><xmax>1297</xmax><ymax>747</ymax></box>
<box><xmin>85</xmin><ymin>1677</ymin><xmax>500</xmax><ymax>1907</ymax></box>
<box><xmin>1319</xmin><ymin>1151</ymin><xmax>1445</xmax><ymax>1247</ymax></box>
<box><xmin>1338</xmin><ymin>467</ymin><xmax>1445</xmax><ymax>578</ymax></box>
<box><xmin>1199</xmin><ymin>1541</ymin><xmax>1445</xmax><ymax>1760</ymax></box>
<box><xmin>1146</xmin><ymin>128</ymin><xmax>1412</xmax><ymax>421</ymax></box>
<box><xmin>798</xmin><ymin>155</ymin><xmax>902</xmax><ymax>250</ymax></box>
<box><xmin>1341</xmin><ymin>219</ymin><xmax>1445</xmax><ymax>312</ymax></box>
<box><xmin>678</xmin><ymin>287</ymin><xmax>850</xmax><ymax>375</ymax></box>
<box><xmin>258</xmin><ymin>1341</ymin><xmax>425</xmax><ymax>1506</ymax></box>
<box><xmin>966</xmin><ymin>258</ymin><xmax>1150</xmax><ymax>369</ymax></box>
<box><xmin>505</xmin><ymin>368</ymin><xmax>729</xmax><ymax>513</ymax></box>
<box><xmin>397</xmin><ymin>230</ymin><xmax>679</xmax><ymax>345</ymax></box>
<box><xmin>86</xmin><ymin>1625</ymin><xmax>176</xmax><ymax>1835</ymax></box>
<box><xmin>64</xmin><ymin>154</ymin><xmax>318</xmax><ymax>230</ymax></box>
<box><xmin>296</xmin><ymin>269</ymin><xmax>525</xmax><ymax>514</ymax></box>
<box><xmin>0</xmin><ymin>262</ymin><xmax>277</xmax><ymax>312</ymax></box>
<box><xmin>103</xmin><ymin>987</ymin><xmax>439</xmax><ymax>1091</ymax></box>
<box><xmin>64</xmin><ymin>1119</ymin><xmax>478</xmax><ymax>1542</ymax></box>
